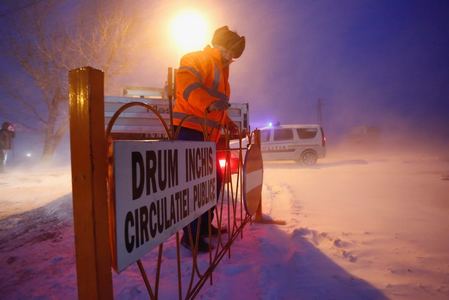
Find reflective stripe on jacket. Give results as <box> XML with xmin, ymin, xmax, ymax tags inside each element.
<box><xmin>173</xmin><ymin>46</ymin><xmax>233</xmax><ymax>141</ymax></box>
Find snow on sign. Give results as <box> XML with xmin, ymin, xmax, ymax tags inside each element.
<box><xmin>113</xmin><ymin>140</ymin><xmax>216</xmax><ymax>272</ymax></box>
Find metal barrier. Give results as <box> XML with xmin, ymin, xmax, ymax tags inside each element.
<box><xmin>69</xmin><ymin>67</ymin><xmax>263</xmax><ymax>299</ymax></box>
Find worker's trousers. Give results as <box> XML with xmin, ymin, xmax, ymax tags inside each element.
<box><xmin>175</xmin><ymin>126</ymin><xmax>222</xmax><ymax>240</ymax></box>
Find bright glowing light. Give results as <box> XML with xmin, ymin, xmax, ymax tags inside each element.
<box><xmin>26</xmin><ymin>153</ymin><xmax>32</xmax><ymax>157</ymax></box>
<box><xmin>170</xmin><ymin>10</ymin><xmax>209</xmax><ymax>53</ymax></box>
<box><xmin>268</xmin><ymin>122</ymin><xmax>273</xmax><ymax>128</ymax></box>
<box><xmin>219</xmin><ymin>159</ymin><xmax>226</xmax><ymax>169</ymax></box>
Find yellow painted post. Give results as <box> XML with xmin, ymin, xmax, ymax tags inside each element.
<box><xmin>69</xmin><ymin>67</ymin><xmax>113</xmax><ymax>299</ymax></box>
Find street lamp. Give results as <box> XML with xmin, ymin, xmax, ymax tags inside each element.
<box><xmin>167</xmin><ymin>10</ymin><xmax>211</xmax><ymax>130</ymax></box>
<box><xmin>169</xmin><ymin>10</ymin><xmax>210</xmax><ymax>54</ymax></box>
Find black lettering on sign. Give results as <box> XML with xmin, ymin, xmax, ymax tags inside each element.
<box><xmin>209</xmin><ymin>178</ymin><xmax>215</xmax><ymax>202</ymax></box>
<box><xmin>195</xmin><ymin>149</ymin><xmax>201</xmax><ymax>178</ymax></box>
<box><xmin>170</xmin><ymin>196</ymin><xmax>176</xmax><ymax>225</ymax></box>
<box><xmin>193</xmin><ymin>184</ymin><xmax>197</xmax><ymax>210</ymax></box>
<box><xmin>149</xmin><ymin>202</ymin><xmax>157</xmax><ymax>238</ymax></box>
<box><xmin>158</xmin><ymin>150</ymin><xmax>167</xmax><ymax>191</ymax></box>
<box><xmin>125</xmin><ymin>211</ymin><xmax>134</xmax><ymax>253</ymax></box>
<box><xmin>183</xmin><ymin>188</ymin><xmax>189</xmax><ymax>218</ymax></box>
<box><xmin>144</xmin><ymin>149</ymin><xmax>179</xmax><ymax>196</ymax></box>
<box><xmin>156</xmin><ymin>200</ymin><xmax>164</xmax><ymax>234</ymax></box>
<box><xmin>187</xmin><ymin>148</ymin><xmax>196</xmax><ymax>182</ymax></box>
<box><xmin>192</xmin><ymin>178</ymin><xmax>217</xmax><ymax>211</ymax></box>
<box><xmin>185</xmin><ymin>149</ymin><xmax>189</xmax><ymax>182</ymax></box>
<box><xmin>186</xmin><ymin>147</ymin><xmax>213</xmax><ymax>183</ymax></box>
<box><xmin>139</xmin><ymin>206</ymin><xmax>149</xmax><ymax>245</ymax></box>
<box><xmin>208</xmin><ymin>147</ymin><xmax>213</xmax><ymax>175</ymax></box>
<box><xmin>134</xmin><ymin>209</ymin><xmax>140</xmax><ymax>248</ymax></box>
<box><xmin>146</xmin><ymin>150</ymin><xmax>157</xmax><ymax>195</ymax></box>
<box><xmin>174</xmin><ymin>192</ymin><xmax>181</xmax><ymax>222</ymax></box>
<box><xmin>163</xmin><ymin>196</ymin><xmax>171</xmax><ymax>230</ymax></box>
<box><xmin>123</xmin><ymin>187</ymin><xmax>192</xmax><ymax>254</ymax></box>
<box><xmin>168</xmin><ymin>149</ymin><xmax>178</xmax><ymax>188</ymax></box>
<box><xmin>201</xmin><ymin>148</ymin><xmax>206</xmax><ymax>177</ymax></box>
<box><xmin>132</xmin><ymin>152</ymin><xmax>144</xmax><ymax>200</ymax></box>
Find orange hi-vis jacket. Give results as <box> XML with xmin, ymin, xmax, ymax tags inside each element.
<box><xmin>173</xmin><ymin>46</ymin><xmax>234</xmax><ymax>142</ymax></box>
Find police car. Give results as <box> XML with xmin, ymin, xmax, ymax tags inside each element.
<box><xmin>229</xmin><ymin>124</ymin><xmax>326</xmax><ymax>166</ymax></box>
<box><xmin>259</xmin><ymin>124</ymin><xmax>326</xmax><ymax>165</ymax></box>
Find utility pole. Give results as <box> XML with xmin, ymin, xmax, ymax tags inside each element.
<box><xmin>317</xmin><ymin>98</ymin><xmax>324</xmax><ymax>125</ymax></box>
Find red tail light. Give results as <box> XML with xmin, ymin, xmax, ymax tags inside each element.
<box><xmin>320</xmin><ymin>127</ymin><xmax>326</xmax><ymax>146</ymax></box>
<box><xmin>217</xmin><ymin>153</ymin><xmax>239</xmax><ymax>175</ymax></box>
<box><xmin>219</xmin><ymin>159</ymin><xmax>226</xmax><ymax>169</ymax></box>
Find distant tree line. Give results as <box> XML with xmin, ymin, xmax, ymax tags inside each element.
<box><xmin>0</xmin><ymin>0</ymin><xmax>138</xmax><ymax>160</ymax></box>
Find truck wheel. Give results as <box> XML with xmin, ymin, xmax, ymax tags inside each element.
<box><xmin>300</xmin><ymin>150</ymin><xmax>317</xmax><ymax>166</ymax></box>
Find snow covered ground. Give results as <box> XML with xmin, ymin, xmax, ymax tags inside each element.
<box><xmin>1</xmin><ymin>145</ymin><xmax>449</xmax><ymax>299</ymax></box>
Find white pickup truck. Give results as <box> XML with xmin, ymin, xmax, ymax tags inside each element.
<box><xmin>104</xmin><ymin>96</ymin><xmax>250</xmax><ymax>139</ymax></box>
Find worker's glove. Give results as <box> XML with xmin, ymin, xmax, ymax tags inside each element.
<box><xmin>207</xmin><ymin>100</ymin><xmax>230</xmax><ymax>112</ymax></box>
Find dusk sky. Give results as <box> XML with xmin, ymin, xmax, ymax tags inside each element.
<box><xmin>1</xmin><ymin>0</ymin><xmax>448</xmax><ymax>145</ymax></box>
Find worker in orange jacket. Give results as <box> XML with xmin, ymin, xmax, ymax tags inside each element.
<box><xmin>173</xmin><ymin>26</ymin><xmax>245</xmax><ymax>252</ymax></box>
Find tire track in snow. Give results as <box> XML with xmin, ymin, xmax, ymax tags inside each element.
<box><xmin>263</xmin><ymin>183</ymin><xmax>301</xmax><ymax>230</ymax></box>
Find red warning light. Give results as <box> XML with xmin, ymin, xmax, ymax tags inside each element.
<box><xmin>219</xmin><ymin>159</ymin><xmax>226</xmax><ymax>169</ymax></box>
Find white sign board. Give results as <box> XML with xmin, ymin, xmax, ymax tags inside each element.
<box><xmin>113</xmin><ymin>140</ymin><xmax>216</xmax><ymax>271</ymax></box>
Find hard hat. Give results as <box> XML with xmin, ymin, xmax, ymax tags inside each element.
<box><xmin>212</xmin><ymin>26</ymin><xmax>245</xmax><ymax>59</ymax></box>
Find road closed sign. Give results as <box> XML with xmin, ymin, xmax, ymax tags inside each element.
<box><xmin>112</xmin><ymin>140</ymin><xmax>216</xmax><ymax>272</ymax></box>
<box><xmin>243</xmin><ymin>144</ymin><xmax>264</xmax><ymax>216</ymax></box>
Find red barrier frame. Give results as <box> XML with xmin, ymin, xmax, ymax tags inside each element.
<box><xmin>69</xmin><ymin>66</ymin><xmax>264</xmax><ymax>299</ymax></box>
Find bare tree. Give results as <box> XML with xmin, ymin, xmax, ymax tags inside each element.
<box><xmin>0</xmin><ymin>0</ymin><xmax>137</xmax><ymax>160</ymax></box>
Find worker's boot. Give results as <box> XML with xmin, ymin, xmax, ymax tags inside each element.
<box><xmin>181</xmin><ymin>234</ymin><xmax>213</xmax><ymax>253</ymax></box>
<box><xmin>201</xmin><ymin>225</ymin><xmax>228</xmax><ymax>237</ymax></box>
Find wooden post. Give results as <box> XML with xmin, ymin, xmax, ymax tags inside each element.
<box><xmin>69</xmin><ymin>67</ymin><xmax>113</xmax><ymax>299</ymax></box>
